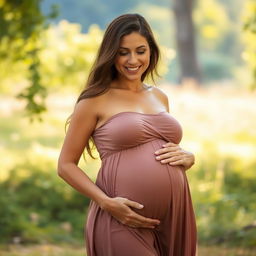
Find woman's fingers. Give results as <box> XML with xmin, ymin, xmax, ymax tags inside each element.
<box><xmin>154</xmin><ymin>144</ymin><xmax>192</xmax><ymax>167</ymax></box>
<box><xmin>106</xmin><ymin>197</ymin><xmax>161</xmax><ymax>228</ymax></box>
<box><xmin>155</xmin><ymin>146</ymin><xmax>179</xmax><ymax>155</ymax></box>
<box><xmin>123</xmin><ymin>211</ymin><xmax>160</xmax><ymax>229</ymax></box>
<box><xmin>132</xmin><ymin>211</ymin><xmax>160</xmax><ymax>226</ymax></box>
<box><xmin>162</xmin><ymin>142</ymin><xmax>177</xmax><ymax>147</ymax></box>
<box><xmin>155</xmin><ymin>148</ymin><xmax>194</xmax><ymax>170</ymax></box>
<box><xmin>156</xmin><ymin>152</ymin><xmax>181</xmax><ymax>160</ymax></box>
<box><xmin>169</xmin><ymin>160</ymin><xmax>184</xmax><ymax>165</ymax></box>
<box><xmin>161</xmin><ymin>155</ymin><xmax>183</xmax><ymax>163</ymax></box>
<box><xmin>124</xmin><ymin>198</ymin><xmax>144</xmax><ymax>210</ymax></box>
<box><xmin>118</xmin><ymin>198</ymin><xmax>160</xmax><ymax>228</ymax></box>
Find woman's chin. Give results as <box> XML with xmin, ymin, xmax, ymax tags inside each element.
<box><xmin>122</xmin><ymin>74</ymin><xmax>142</xmax><ymax>82</ymax></box>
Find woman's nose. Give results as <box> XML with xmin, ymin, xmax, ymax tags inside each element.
<box><xmin>127</xmin><ymin>53</ymin><xmax>138</xmax><ymax>64</ymax></box>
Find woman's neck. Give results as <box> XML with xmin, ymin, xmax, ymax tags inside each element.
<box><xmin>110</xmin><ymin>79</ymin><xmax>145</xmax><ymax>92</ymax></box>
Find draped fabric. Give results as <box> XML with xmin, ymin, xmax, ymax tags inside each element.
<box><xmin>85</xmin><ymin>111</ymin><xmax>197</xmax><ymax>256</ymax></box>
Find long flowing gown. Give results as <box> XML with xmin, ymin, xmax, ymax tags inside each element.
<box><xmin>85</xmin><ymin>111</ymin><xmax>197</xmax><ymax>256</ymax></box>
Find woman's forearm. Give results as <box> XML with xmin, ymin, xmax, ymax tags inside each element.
<box><xmin>57</xmin><ymin>163</ymin><xmax>110</xmax><ymax>208</ymax></box>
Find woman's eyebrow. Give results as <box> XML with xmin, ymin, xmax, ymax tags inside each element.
<box><xmin>119</xmin><ymin>45</ymin><xmax>147</xmax><ymax>50</ymax></box>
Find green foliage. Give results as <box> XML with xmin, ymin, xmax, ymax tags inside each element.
<box><xmin>193</xmin><ymin>0</ymin><xmax>241</xmax><ymax>81</ymax></box>
<box><xmin>0</xmin><ymin>0</ymin><xmax>52</xmax><ymax>42</ymax></box>
<box><xmin>0</xmin><ymin>161</ymin><xmax>90</xmax><ymax>244</ymax></box>
<box><xmin>189</xmin><ymin>144</ymin><xmax>256</xmax><ymax>247</ymax></box>
<box><xmin>0</xmin><ymin>0</ymin><xmax>58</xmax><ymax>118</ymax></box>
<box><xmin>17</xmin><ymin>47</ymin><xmax>48</xmax><ymax>120</ymax></box>
<box><xmin>38</xmin><ymin>22</ymin><xmax>103</xmax><ymax>91</ymax></box>
<box><xmin>194</xmin><ymin>0</ymin><xmax>230</xmax><ymax>50</ymax></box>
<box><xmin>242</xmin><ymin>1</ymin><xmax>256</xmax><ymax>89</ymax></box>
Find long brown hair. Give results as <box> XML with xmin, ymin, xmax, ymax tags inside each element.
<box><xmin>67</xmin><ymin>13</ymin><xmax>161</xmax><ymax>159</ymax></box>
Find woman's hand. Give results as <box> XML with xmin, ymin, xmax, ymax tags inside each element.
<box><xmin>154</xmin><ymin>142</ymin><xmax>195</xmax><ymax>171</ymax></box>
<box><xmin>101</xmin><ymin>197</ymin><xmax>160</xmax><ymax>229</ymax></box>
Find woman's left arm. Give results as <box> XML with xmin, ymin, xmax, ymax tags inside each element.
<box><xmin>154</xmin><ymin>142</ymin><xmax>195</xmax><ymax>171</ymax></box>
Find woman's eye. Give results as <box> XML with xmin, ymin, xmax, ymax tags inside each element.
<box><xmin>119</xmin><ymin>52</ymin><xmax>128</xmax><ymax>56</ymax></box>
<box><xmin>119</xmin><ymin>51</ymin><xmax>145</xmax><ymax>56</ymax></box>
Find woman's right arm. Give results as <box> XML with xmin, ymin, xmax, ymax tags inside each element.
<box><xmin>57</xmin><ymin>98</ymin><xmax>110</xmax><ymax>206</ymax></box>
<box><xmin>57</xmin><ymin>99</ymin><xmax>160</xmax><ymax>229</ymax></box>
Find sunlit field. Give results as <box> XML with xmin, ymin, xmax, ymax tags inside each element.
<box><xmin>1</xmin><ymin>82</ymin><xmax>256</xmax><ymax>255</ymax></box>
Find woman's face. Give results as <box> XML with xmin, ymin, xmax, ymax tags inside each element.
<box><xmin>114</xmin><ymin>32</ymin><xmax>151</xmax><ymax>82</ymax></box>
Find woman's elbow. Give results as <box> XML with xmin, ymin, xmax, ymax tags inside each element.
<box><xmin>57</xmin><ymin>159</ymin><xmax>66</xmax><ymax>177</ymax></box>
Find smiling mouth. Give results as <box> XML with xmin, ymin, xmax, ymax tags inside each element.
<box><xmin>125</xmin><ymin>65</ymin><xmax>142</xmax><ymax>71</ymax></box>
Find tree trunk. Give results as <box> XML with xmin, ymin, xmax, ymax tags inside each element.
<box><xmin>173</xmin><ymin>0</ymin><xmax>201</xmax><ymax>84</ymax></box>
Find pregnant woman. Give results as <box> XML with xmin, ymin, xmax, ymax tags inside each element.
<box><xmin>58</xmin><ymin>13</ymin><xmax>197</xmax><ymax>256</ymax></box>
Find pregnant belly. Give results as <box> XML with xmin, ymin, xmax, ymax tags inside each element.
<box><xmin>112</xmin><ymin>139</ymin><xmax>186</xmax><ymax>220</ymax></box>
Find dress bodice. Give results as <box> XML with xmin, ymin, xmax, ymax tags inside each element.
<box><xmin>92</xmin><ymin>111</ymin><xmax>183</xmax><ymax>159</ymax></box>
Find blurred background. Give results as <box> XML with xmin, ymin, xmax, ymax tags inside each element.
<box><xmin>0</xmin><ymin>0</ymin><xmax>256</xmax><ymax>255</ymax></box>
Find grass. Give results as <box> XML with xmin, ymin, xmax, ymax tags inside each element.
<box><xmin>0</xmin><ymin>244</ymin><xmax>256</xmax><ymax>256</ymax></box>
<box><xmin>198</xmin><ymin>245</ymin><xmax>256</xmax><ymax>256</ymax></box>
<box><xmin>0</xmin><ymin>244</ymin><xmax>85</xmax><ymax>256</ymax></box>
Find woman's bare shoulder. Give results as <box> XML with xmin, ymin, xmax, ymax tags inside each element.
<box><xmin>151</xmin><ymin>85</ymin><xmax>168</xmax><ymax>97</ymax></box>
<box><xmin>150</xmin><ymin>85</ymin><xmax>170</xmax><ymax>111</ymax></box>
<box><xmin>75</xmin><ymin>92</ymin><xmax>109</xmax><ymax>117</ymax></box>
